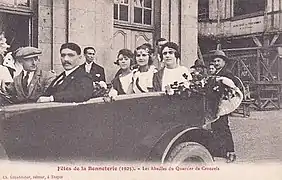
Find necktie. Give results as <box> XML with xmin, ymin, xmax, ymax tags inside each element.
<box><xmin>54</xmin><ymin>73</ymin><xmax>66</xmax><ymax>86</ymax></box>
<box><xmin>22</xmin><ymin>72</ymin><xmax>30</xmax><ymax>95</ymax></box>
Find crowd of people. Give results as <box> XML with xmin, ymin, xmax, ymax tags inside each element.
<box><xmin>0</xmin><ymin>35</ymin><xmax>241</xmax><ymax>163</ymax></box>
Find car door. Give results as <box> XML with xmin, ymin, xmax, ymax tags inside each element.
<box><xmin>1</xmin><ymin>101</ymin><xmax>115</xmax><ymax>162</ymax></box>
<box><xmin>111</xmin><ymin>93</ymin><xmax>205</xmax><ymax>161</ymax></box>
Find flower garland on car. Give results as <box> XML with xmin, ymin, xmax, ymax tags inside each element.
<box><xmin>92</xmin><ymin>81</ymin><xmax>111</xmax><ymax>98</ymax></box>
<box><xmin>165</xmin><ymin>71</ymin><xmax>236</xmax><ymax>102</ymax></box>
<box><xmin>164</xmin><ymin>68</ymin><xmax>240</xmax><ymax>121</ymax></box>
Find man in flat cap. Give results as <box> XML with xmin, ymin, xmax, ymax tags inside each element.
<box><xmin>210</xmin><ymin>50</ymin><xmax>240</xmax><ymax>163</ymax></box>
<box><xmin>37</xmin><ymin>42</ymin><xmax>94</xmax><ymax>103</ymax></box>
<box><xmin>1</xmin><ymin>46</ymin><xmax>56</xmax><ymax>103</ymax></box>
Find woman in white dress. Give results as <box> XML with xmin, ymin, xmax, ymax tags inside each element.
<box><xmin>132</xmin><ymin>43</ymin><xmax>157</xmax><ymax>93</ymax></box>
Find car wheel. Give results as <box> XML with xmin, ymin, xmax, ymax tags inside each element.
<box><xmin>167</xmin><ymin>142</ymin><xmax>213</xmax><ymax>165</ymax></box>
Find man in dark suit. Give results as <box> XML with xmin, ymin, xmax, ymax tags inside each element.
<box><xmin>1</xmin><ymin>47</ymin><xmax>55</xmax><ymax>103</ymax></box>
<box><xmin>211</xmin><ymin>50</ymin><xmax>237</xmax><ymax>163</ymax></box>
<box><xmin>80</xmin><ymin>47</ymin><xmax>105</xmax><ymax>82</ymax></box>
<box><xmin>37</xmin><ymin>43</ymin><xmax>94</xmax><ymax>103</ymax></box>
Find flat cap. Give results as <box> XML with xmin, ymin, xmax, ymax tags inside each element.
<box><xmin>15</xmin><ymin>47</ymin><xmax>42</xmax><ymax>59</ymax></box>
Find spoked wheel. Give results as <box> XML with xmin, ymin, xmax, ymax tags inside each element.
<box><xmin>166</xmin><ymin>142</ymin><xmax>213</xmax><ymax>165</ymax></box>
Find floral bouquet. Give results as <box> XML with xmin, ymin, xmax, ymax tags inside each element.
<box><xmin>165</xmin><ymin>70</ymin><xmax>243</xmax><ymax>123</ymax></box>
<box><xmin>92</xmin><ymin>81</ymin><xmax>111</xmax><ymax>98</ymax></box>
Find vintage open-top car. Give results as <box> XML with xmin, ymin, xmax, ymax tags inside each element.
<box><xmin>0</xmin><ymin>92</ymin><xmax>222</xmax><ymax>164</ymax></box>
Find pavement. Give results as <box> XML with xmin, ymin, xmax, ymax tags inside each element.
<box><xmin>229</xmin><ymin>109</ymin><xmax>282</xmax><ymax>163</ymax></box>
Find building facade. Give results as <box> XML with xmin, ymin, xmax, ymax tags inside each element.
<box><xmin>198</xmin><ymin>0</ymin><xmax>282</xmax><ymax>80</ymax></box>
<box><xmin>0</xmin><ymin>0</ymin><xmax>198</xmax><ymax>81</ymax></box>
<box><xmin>198</xmin><ymin>0</ymin><xmax>282</xmax><ymax>53</ymax></box>
<box><xmin>198</xmin><ymin>0</ymin><xmax>282</xmax><ymax>109</ymax></box>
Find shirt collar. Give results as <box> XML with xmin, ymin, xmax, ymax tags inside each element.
<box><xmin>65</xmin><ymin>66</ymin><xmax>79</xmax><ymax>76</ymax></box>
<box><xmin>23</xmin><ymin>70</ymin><xmax>34</xmax><ymax>77</ymax></box>
<box><xmin>85</xmin><ymin>61</ymin><xmax>93</xmax><ymax>65</ymax></box>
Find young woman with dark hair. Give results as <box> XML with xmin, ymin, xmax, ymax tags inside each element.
<box><xmin>109</xmin><ymin>49</ymin><xmax>135</xmax><ymax>96</ymax></box>
<box><xmin>153</xmin><ymin>42</ymin><xmax>192</xmax><ymax>92</ymax></box>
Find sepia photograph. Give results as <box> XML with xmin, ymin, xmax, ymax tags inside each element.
<box><xmin>0</xmin><ymin>0</ymin><xmax>282</xmax><ymax>179</ymax></box>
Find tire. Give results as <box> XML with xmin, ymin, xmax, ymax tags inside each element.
<box><xmin>167</xmin><ymin>142</ymin><xmax>213</xmax><ymax>165</ymax></box>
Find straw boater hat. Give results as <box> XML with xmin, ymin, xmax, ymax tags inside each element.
<box><xmin>211</xmin><ymin>50</ymin><xmax>229</xmax><ymax>62</ymax></box>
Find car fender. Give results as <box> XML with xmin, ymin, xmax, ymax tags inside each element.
<box><xmin>131</xmin><ymin>124</ymin><xmax>185</xmax><ymax>162</ymax></box>
<box><xmin>146</xmin><ymin>126</ymin><xmax>216</xmax><ymax>162</ymax></box>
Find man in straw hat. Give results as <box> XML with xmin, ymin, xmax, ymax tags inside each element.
<box><xmin>210</xmin><ymin>50</ymin><xmax>240</xmax><ymax>163</ymax></box>
<box><xmin>0</xmin><ymin>46</ymin><xmax>55</xmax><ymax>103</ymax></box>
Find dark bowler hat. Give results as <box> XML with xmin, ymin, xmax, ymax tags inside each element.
<box><xmin>211</xmin><ymin>50</ymin><xmax>229</xmax><ymax>62</ymax></box>
<box><xmin>190</xmin><ymin>59</ymin><xmax>207</xmax><ymax>69</ymax></box>
<box><xmin>15</xmin><ymin>47</ymin><xmax>42</xmax><ymax>59</ymax></box>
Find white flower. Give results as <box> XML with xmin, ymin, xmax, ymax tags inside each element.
<box><xmin>98</xmin><ymin>81</ymin><xmax>107</xmax><ymax>89</ymax></box>
<box><xmin>0</xmin><ymin>32</ymin><xmax>10</xmax><ymax>56</ymax></box>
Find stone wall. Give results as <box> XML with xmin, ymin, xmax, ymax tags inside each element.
<box><xmin>180</xmin><ymin>0</ymin><xmax>198</xmax><ymax>69</ymax></box>
<box><xmin>37</xmin><ymin>0</ymin><xmax>197</xmax><ymax>81</ymax></box>
<box><xmin>38</xmin><ymin>0</ymin><xmax>67</xmax><ymax>73</ymax></box>
<box><xmin>38</xmin><ymin>0</ymin><xmax>114</xmax><ymax>81</ymax></box>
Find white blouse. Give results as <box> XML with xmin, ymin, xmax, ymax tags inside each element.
<box><xmin>161</xmin><ymin>66</ymin><xmax>192</xmax><ymax>91</ymax></box>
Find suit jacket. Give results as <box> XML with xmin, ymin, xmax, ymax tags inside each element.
<box><xmin>9</xmin><ymin>69</ymin><xmax>56</xmax><ymax>103</ymax></box>
<box><xmin>44</xmin><ymin>67</ymin><xmax>94</xmax><ymax>103</ymax></box>
<box><xmin>80</xmin><ymin>62</ymin><xmax>106</xmax><ymax>82</ymax></box>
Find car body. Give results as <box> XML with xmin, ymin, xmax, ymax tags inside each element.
<box><xmin>0</xmin><ymin>92</ymin><xmax>219</xmax><ymax>163</ymax></box>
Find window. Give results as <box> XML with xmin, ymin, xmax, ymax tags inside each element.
<box><xmin>134</xmin><ymin>0</ymin><xmax>152</xmax><ymax>25</ymax></box>
<box><xmin>198</xmin><ymin>0</ymin><xmax>209</xmax><ymax>20</ymax></box>
<box><xmin>0</xmin><ymin>0</ymin><xmax>30</xmax><ymax>7</ymax></box>
<box><xmin>114</xmin><ymin>0</ymin><xmax>153</xmax><ymax>26</ymax></box>
<box><xmin>114</xmin><ymin>0</ymin><xmax>129</xmax><ymax>21</ymax></box>
<box><xmin>234</xmin><ymin>0</ymin><xmax>266</xmax><ymax>16</ymax></box>
<box><xmin>0</xmin><ymin>12</ymin><xmax>30</xmax><ymax>52</ymax></box>
<box><xmin>0</xmin><ymin>0</ymin><xmax>33</xmax><ymax>52</ymax></box>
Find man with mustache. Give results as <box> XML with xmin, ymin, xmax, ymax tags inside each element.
<box><xmin>37</xmin><ymin>42</ymin><xmax>94</xmax><ymax>103</ymax></box>
<box><xmin>0</xmin><ymin>47</ymin><xmax>55</xmax><ymax>103</ymax></box>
